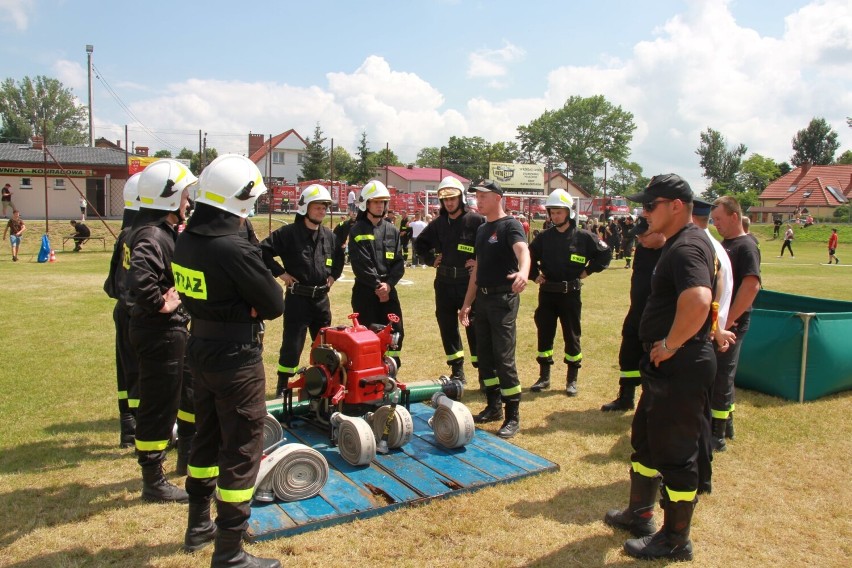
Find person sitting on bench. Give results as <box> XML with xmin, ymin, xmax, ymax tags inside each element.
<box><xmin>70</xmin><ymin>220</ymin><xmax>91</xmax><ymax>251</ymax></box>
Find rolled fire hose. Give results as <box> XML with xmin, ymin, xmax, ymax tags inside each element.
<box><xmin>262</xmin><ymin>413</ymin><xmax>285</xmax><ymax>452</ymax></box>
<box><xmin>331</xmin><ymin>412</ymin><xmax>376</xmax><ymax>466</ymax></box>
<box><xmin>254</xmin><ymin>442</ymin><xmax>329</xmax><ymax>502</ymax></box>
<box><xmin>428</xmin><ymin>392</ymin><xmax>475</xmax><ymax>448</ymax></box>
<box><xmin>366</xmin><ymin>404</ymin><xmax>414</xmax><ymax>450</ymax></box>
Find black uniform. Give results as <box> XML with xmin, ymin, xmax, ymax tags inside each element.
<box><xmin>618</xmin><ymin>244</ymin><xmax>663</xmax><ymax>390</ymax></box>
<box><xmin>126</xmin><ymin>208</ymin><xmax>195</xmax><ymax>472</ymax></box>
<box><xmin>349</xmin><ymin>212</ymin><xmax>405</xmax><ymax>365</ymax></box>
<box><xmin>103</xmin><ymin>207</ymin><xmax>139</xmax><ymax>447</ymax></box>
<box><xmin>398</xmin><ymin>215</ymin><xmax>412</xmax><ymax>262</ymax></box>
<box><xmin>173</xmin><ymin>203</ymin><xmax>284</xmax><ymax>537</ymax></box>
<box><xmin>260</xmin><ymin>216</ymin><xmax>343</xmax><ymax>391</ymax></box>
<box><xmin>415</xmin><ymin>207</ymin><xmax>485</xmax><ymax>377</ymax></box>
<box><xmin>529</xmin><ymin>224</ymin><xmax>611</xmax><ymax>388</ymax></box>
<box><xmin>333</xmin><ymin>216</ymin><xmax>356</xmax><ymax>264</ymax></box>
<box><xmin>71</xmin><ymin>221</ymin><xmax>91</xmax><ymax>250</ymax></box>
<box><xmin>633</xmin><ymin>223</ymin><xmax>716</xmax><ymax>498</ymax></box>
<box><xmin>473</xmin><ymin>216</ymin><xmax>526</xmax><ymax>400</ymax></box>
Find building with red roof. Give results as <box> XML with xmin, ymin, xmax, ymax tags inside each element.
<box><xmin>248</xmin><ymin>130</ymin><xmax>308</xmax><ymax>184</ymax></box>
<box><xmin>753</xmin><ymin>163</ymin><xmax>852</xmax><ymax>222</ymax></box>
<box><xmin>376</xmin><ymin>165</ymin><xmax>469</xmax><ymax>194</ymax></box>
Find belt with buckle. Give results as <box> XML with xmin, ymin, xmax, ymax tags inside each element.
<box><xmin>437</xmin><ymin>265</ymin><xmax>470</xmax><ymax>280</ymax></box>
<box><xmin>540</xmin><ymin>279</ymin><xmax>582</xmax><ymax>293</ymax></box>
<box><xmin>478</xmin><ymin>285</ymin><xmax>513</xmax><ymax>295</ymax></box>
<box><xmin>191</xmin><ymin>319</ymin><xmax>263</xmax><ymax>344</ymax></box>
<box><xmin>289</xmin><ymin>283</ymin><xmax>329</xmax><ymax>298</ymax></box>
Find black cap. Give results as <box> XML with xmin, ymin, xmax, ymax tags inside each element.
<box><xmin>627</xmin><ymin>173</ymin><xmax>693</xmax><ymax>204</ymax></box>
<box><xmin>693</xmin><ymin>199</ymin><xmax>713</xmax><ymax>217</ymax></box>
<box><xmin>629</xmin><ymin>216</ymin><xmax>650</xmax><ymax>237</ymax></box>
<box><xmin>468</xmin><ymin>179</ymin><xmax>504</xmax><ymax>196</ymax></box>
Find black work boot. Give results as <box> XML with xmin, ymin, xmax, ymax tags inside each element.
<box><xmin>449</xmin><ymin>359</ymin><xmax>466</xmax><ymax>385</ymax></box>
<box><xmin>601</xmin><ymin>385</ymin><xmax>636</xmax><ymax>412</ymax></box>
<box><xmin>711</xmin><ymin>417</ymin><xmax>727</xmax><ymax>452</ymax></box>
<box><xmin>183</xmin><ymin>496</ymin><xmax>217</xmax><ymax>553</ymax></box>
<box><xmin>605</xmin><ymin>469</ymin><xmax>660</xmax><ymax>537</ymax></box>
<box><xmin>624</xmin><ymin>497</ymin><xmax>695</xmax><ymax>561</ymax></box>
<box><xmin>474</xmin><ymin>389</ymin><xmax>503</xmax><ymax>423</ymax></box>
<box><xmin>211</xmin><ymin>528</ymin><xmax>281</xmax><ymax>568</ymax></box>
<box><xmin>496</xmin><ymin>400</ymin><xmax>520</xmax><ymax>438</ymax></box>
<box><xmin>565</xmin><ymin>366</ymin><xmax>579</xmax><ymax>397</ymax></box>
<box><xmin>275</xmin><ymin>372</ymin><xmax>292</xmax><ymax>399</ymax></box>
<box><xmin>119</xmin><ymin>412</ymin><xmax>136</xmax><ymax>448</ymax></box>
<box><xmin>141</xmin><ymin>453</ymin><xmax>189</xmax><ymax>503</ymax></box>
<box><xmin>725</xmin><ymin>413</ymin><xmax>735</xmax><ymax>440</ymax></box>
<box><xmin>175</xmin><ymin>434</ymin><xmax>194</xmax><ymax>477</ymax></box>
<box><xmin>530</xmin><ymin>363</ymin><xmax>551</xmax><ymax>392</ymax></box>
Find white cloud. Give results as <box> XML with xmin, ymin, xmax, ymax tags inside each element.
<box><xmin>467</xmin><ymin>41</ymin><xmax>526</xmax><ymax>89</ymax></box>
<box><xmin>0</xmin><ymin>0</ymin><xmax>31</xmax><ymax>31</ymax></box>
<box><xmin>53</xmin><ymin>59</ymin><xmax>85</xmax><ymax>91</ymax></box>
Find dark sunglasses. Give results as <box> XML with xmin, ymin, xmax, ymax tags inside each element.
<box><xmin>642</xmin><ymin>198</ymin><xmax>673</xmax><ymax>212</ymax></box>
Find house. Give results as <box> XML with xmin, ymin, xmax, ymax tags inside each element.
<box><xmin>375</xmin><ymin>166</ymin><xmax>469</xmax><ymax>194</ymax></box>
<box><xmin>753</xmin><ymin>163</ymin><xmax>852</xmax><ymax>222</ymax></box>
<box><xmin>0</xmin><ymin>137</ymin><xmax>131</xmax><ymax>219</ymax></box>
<box><xmin>545</xmin><ymin>171</ymin><xmax>590</xmax><ymax>199</ymax></box>
<box><xmin>248</xmin><ymin>130</ymin><xmax>308</xmax><ymax>184</ymax></box>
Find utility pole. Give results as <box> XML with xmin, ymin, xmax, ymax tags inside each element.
<box><xmin>86</xmin><ymin>45</ymin><xmax>94</xmax><ymax>146</ymax></box>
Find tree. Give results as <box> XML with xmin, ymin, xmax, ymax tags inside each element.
<box><xmin>177</xmin><ymin>147</ymin><xmax>218</xmax><ymax>176</ymax></box>
<box><xmin>300</xmin><ymin>123</ymin><xmax>328</xmax><ymax>181</ymax></box>
<box><xmin>330</xmin><ymin>146</ymin><xmax>355</xmax><ymax>181</ymax></box>
<box><xmin>517</xmin><ymin>95</ymin><xmax>636</xmax><ymax>193</ymax></box>
<box><xmin>367</xmin><ymin>146</ymin><xmax>402</xmax><ymax>173</ymax></box>
<box><xmin>0</xmin><ymin>75</ymin><xmax>88</xmax><ymax>144</ymax></box>
<box><xmin>837</xmin><ymin>150</ymin><xmax>852</xmax><ymax>165</ymax></box>
<box><xmin>604</xmin><ymin>161</ymin><xmax>648</xmax><ymax>197</ymax></box>
<box><xmin>738</xmin><ymin>153</ymin><xmax>781</xmax><ymax>193</ymax></box>
<box><xmin>154</xmin><ymin>149</ymin><xmax>172</xmax><ymax>158</ymax></box>
<box><xmin>416</xmin><ymin>147</ymin><xmax>442</xmax><ymax>168</ymax></box>
<box><xmin>778</xmin><ymin>161</ymin><xmax>792</xmax><ymax>176</ymax></box>
<box><xmin>351</xmin><ymin>131</ymin><xmax>371</xmax><ymax>185</ymax></box>
<box><xmin>791</xmin><ymin>117</ymin><xmax>839</xmax><ymax>166</ymax></box>
<box><xmin>695</xmin><ymin>127</ymin><xmax>747</xmax><ymax>198</ymax></box>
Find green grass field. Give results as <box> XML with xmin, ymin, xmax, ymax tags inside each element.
<box><xmin>0</xmin><ymin>218</ymin><xmax>850</xmax><ymax>567</ymax></box>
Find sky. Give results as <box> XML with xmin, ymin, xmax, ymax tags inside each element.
<box><xmin>1</xmin><ymin>0</ymin><xmax>850</xmax><ymax>194</ymax></box>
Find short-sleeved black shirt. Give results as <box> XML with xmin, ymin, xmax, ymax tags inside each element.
<box><xmin>639</xmin><ymin>223</ymin><xmax>715</xmax><ymax>342</ymax></box>
<box><xmin>721</xmin><ymin>234</ymin><xmax>761</xmax><ymax>312</ymax></box>
<box><xmin>474</xmin><ymin>216</ymin><xmax>525</xmax><ymax>288</ymax></box>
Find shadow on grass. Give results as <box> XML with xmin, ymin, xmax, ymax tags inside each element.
<box><xmin>0</xmin><ymin>477</ymin><xmax>140</xmax><ymax>550</ymax></box>
<box><xmin>44</xmin><ymin>418</ymin><xmax>117</xmax><ymax>435</ymax></box>
<box><xmin>0</xmin><ymin>438</ymin><xmax>131</xmax><ymax>474</ymax></box>
<box><xmin>526</xmin><ymin>533</ymin><xmax>637</xmax><ymax>567</ymax></box>
<box><xmin>3</xmin><ymin>543</ymin><xmax>182</xmax><ymax>568</ymax></box>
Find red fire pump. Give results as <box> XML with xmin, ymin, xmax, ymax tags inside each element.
<box><xmin>280</xmin><ymin>313</ymin><xmax>470</xmax><ymax>466</ymax></box>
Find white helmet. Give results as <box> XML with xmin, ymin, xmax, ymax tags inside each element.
<box><xmin>545</xmin><ymin>189</ymin><xmax>576</xmax><ymax>219</ymax></box>
<box><xmin>297</xmin><ymin>184</ymin><xmax>332</xmax><ymax>215</ymax></box>
<box><xmin>437</xmin><ymin>176</ymin><xmax>465</xmax><ymax>199</ymax></box>
<box><xmin>123</xmin><ymin>173</ymin><xmax>142</xmax><ymax>211</ymax></box>
<box><xmin>357</xmin><ymin>179</ymin><xmax>390</xmax><ymax>212</ymax></box>
<box><xmin>137</xmin><ymin>159</ymin><xmax>197</xmax><ymax>211</ymax></box>
<box><xmin>195</xmin><ymin>155</ymin><xmax>267</xmax><ymax>218</ymax></box>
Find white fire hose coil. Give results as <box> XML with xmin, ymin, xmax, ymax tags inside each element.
<box><xmin>254</xmin><ymin>443</ymin><xmax>329</xmax><ymax>503</ymax></box>
<box><xmin>331</xmin><ymin>413</ymin><xmax>376</xmax><ymax>466</ymax></box>
<box><xmin>429</xmin><ymin>392</ymin><xmax>476</xmax><ymax>448</ymax></box>
<box><xmin>366</xmin><ymin>405</ymin><xmax>414</xmax><ymax>450</ymax></box>
<box><xmin>262</xmin><ymin>413</ymin><xmax>285</xmax><ymax>452</ymax></box>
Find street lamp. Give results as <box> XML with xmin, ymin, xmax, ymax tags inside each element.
<box><xmin>86</xmin><ymin>44</ymin><xmax>94</xmax><ymax>147</ymax></box>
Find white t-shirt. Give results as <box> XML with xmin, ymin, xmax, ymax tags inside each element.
<box><xmin>410</xmin><ymin>220</ymin><xmax>427</xmax><ymax>239</ymax></box>
<box><xmin>706</xmin><ymin>228</ymin><xmax>733</xmax><ymax>330</ymax></box>
<box><xmin>347</xmin><ymin>190</ymin><xmax>356</xmax><ymax>205</ymax></box>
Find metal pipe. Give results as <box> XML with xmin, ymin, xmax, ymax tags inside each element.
<box><xmin>796</xmin><ymin>312</ymin><xmax>816</xmax><ymax>403</ymax></box>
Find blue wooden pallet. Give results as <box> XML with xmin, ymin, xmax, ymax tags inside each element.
<box><xmin>248</xmin><ymin>402</ymin><xmax>559</xmax><ymax>541</ymax></box>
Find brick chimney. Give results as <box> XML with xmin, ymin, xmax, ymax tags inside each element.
<box><xmin>249</xmin><ymin>133</ymin><xmax>265</xmax><ymax>157</ymax></box>
<box><xmin>136</xmin><ymin>146</ymin><xmax>149</xmax><ymax>157</ymax></box>
<box><xmin>31</xmin><ymin>135</ymin><xmax>43</xmax><ymax>150</ymax></box>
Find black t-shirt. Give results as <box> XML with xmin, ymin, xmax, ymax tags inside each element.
<box><xmin>721</xmin><ymin>235</ymin><xmax>761</xmax><ymax>312</ymax></box>
<box><xmin>475</xmin><ymin>216</ymin><xmax>525</xmax><ymax>288</ymax></box>
<box><xmin>639</xmin><ymin>223</ymin><xmax>715</xmax><ymax>342</ymax></box>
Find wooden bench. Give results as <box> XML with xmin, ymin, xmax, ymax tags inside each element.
<box><xmin>62</xmin><ymin>236</ymin><xmax>107</xmax><ymax>251</ymax></box>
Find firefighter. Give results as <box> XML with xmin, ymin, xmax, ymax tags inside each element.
<box><xmin>529</xmin><ymin>189</ymin><xmax>611</xmax><ymax>396</ymax></box>
<box><xmin>103</xmin><ymin>172</ymin><xmax>141</xmax><ymax>448</ymax></box>
<box><xmin>415</xmin><ymin>176</ymin><xmax>485</xmax><ymax>383</ymax></box>
<box><xmin>333</xmin><ymin>209</ymin><xmax>357</xmax><ymax>265</ymax></box>
<box><xmin>261</xmin><ymin>184</ymin><xmax>343</xmax><ymax>397</ymax></box>
<box><xmin>349</xmin><ymin>180</ymin><xmax>405</xmax><ymax>368</ymax></box>
<box><xmin>604</xmin><ymin>174</ymin><xmax>716</xmax><ymax>561</ymax></box>
<box><xmin>601</xmin><ymin>217</ymin><xmax>665</xmax><ymax>412</ymax></box>
<box><xmin>126</xmin><ymin>159</ymin><xmax>197</xmax><ymax>502</ymax></box>
<box><xmin>173</xmin><ymin>155</ymin><xmax>284</xmax><ymax>566</ymax></box>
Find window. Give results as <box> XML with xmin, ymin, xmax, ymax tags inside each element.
<box><xmin>20</xmin><ymin>177</ymin><xmax>32</xmax><ymax>189</ymax></box>
<box><xmin>826</xmin><ymin>185</ymin><xmax>847</xmax><ymax>203</ymax></box>
<box><xmin>272</xmin><ymin>151</ymin><xmax>285</xmax><ymax>164</ymax></box>
<box><xmin>54</xmin><ymin>178</ymin><xmax>66</xmax><ymax>190</ymax></box>
<box><xmin>297</xmin><ymin>153</ymin><xmax>306</xmax><ymax>165</ymax></box>
<box><xmin>802</xmin><ymin>191</ymin><xmax>812</xmax><ymax>198</ymax></box>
